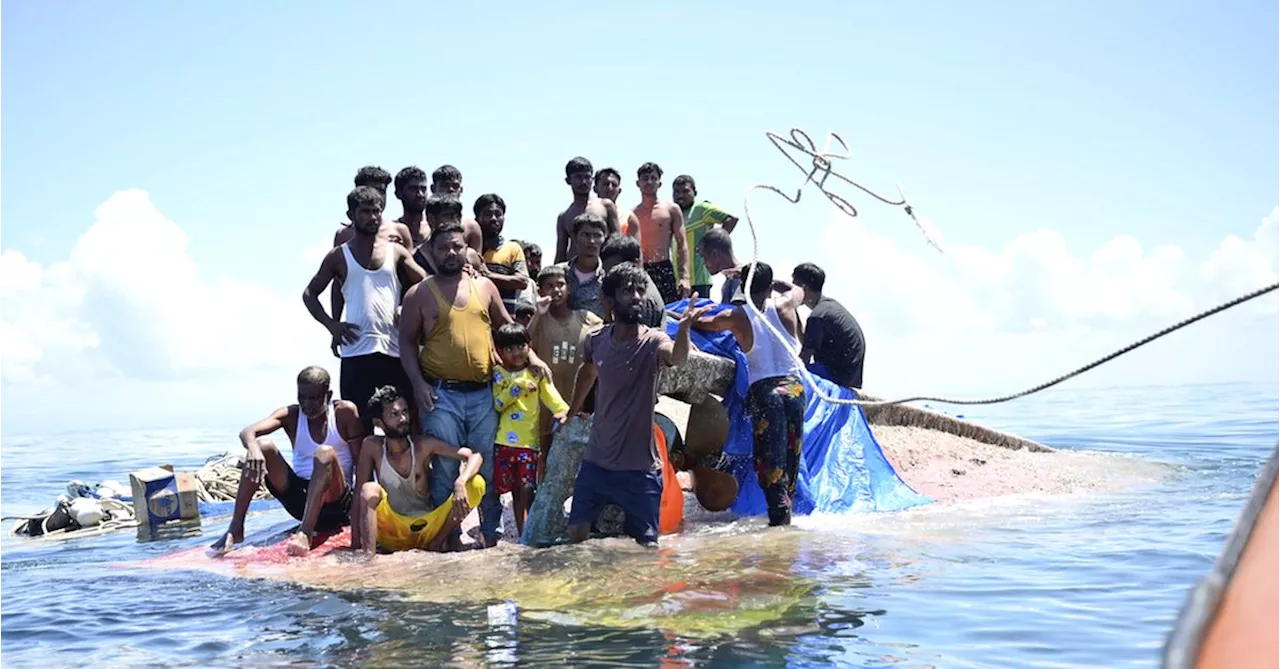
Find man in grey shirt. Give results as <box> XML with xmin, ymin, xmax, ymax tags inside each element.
<box><xmin>563</xmin><ymin>263</ymin><xmax>709</xmax><ymax>546</ymax></box>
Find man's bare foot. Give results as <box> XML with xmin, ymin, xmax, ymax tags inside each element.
<box><xmin>285</xmin><ymin>531</ymin><xmax>312</xmax><ymax>556</ymax></box>
<box><xmin>210</xmin><ymin>530</ymin><xmax>243</xmax><ymax>557</ymax></box>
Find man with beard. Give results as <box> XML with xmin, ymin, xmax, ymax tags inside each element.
<box><xmin>349</xmin><ymin>385</ymin><xmax>485</xmax><ymax>555</ymax></box>
<box><xmin>430</xmin><ymin>164</ymin><xmax>484</xmax><ymax>253</ymax></box>
<box><xmin>564</xmin><ymin>263</ymin><xmax>710</xmax><ymax>546</ymax></box>
<box><xmin>303</xmin><ymin>186</ymin><xmax>428</xmax><ymax>435</ymax></box>
<box><xmin>554</xmin><ymin>157</ymin><xmax>620</xmax><ymax>263</ymax></box>
<box><xmin>399</xmin><ymin>221</ymin><xmax>552</xmax><ymax>549</ymax></box>
<box><xmin>330</xmin><ymin>166</ymin><xmax>414</xmax><ymax>356</ymax></box>
<box><xmin>632</xmin><ymin>162</ymin><xmax>690</xmax><ymax>305</ymax></box>
<box><xmin>600</xmin><ymin>234</ymin><xmax>667</xmax><ymax>328</ymax></box>
<box><xmin>672</xmin><ymin>174</ymin><xmax>738</xmax><ymax>299</ymax></box>
<box><xmin>691</xmin><ymin>262</ymin><xmax>808</xmax><ymax>527</ymax></box>
<box><xmin>212</xmin><ymin>366</ymin><xmax>364</xmax><ymax>557</ymax></box>
<box><xmin>594</xmin><ymin>167</ymin><xmax>642</xmax><ymax>239</ymax></box>
<box><xmin>473</xmin><ymin>193</ymin><xmax>530</xmax><ymax>313</ymax></box>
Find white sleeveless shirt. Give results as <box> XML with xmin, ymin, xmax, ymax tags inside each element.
<box><xmin>293</xmin><ymin>403</ymin><xmax>354</xmax><ymax>480</ymax></box>
<box><xmin>744</xmin><ymin>299</ymin><xmax>804</xmax><ymax>384</ymax></box>
<box><xmin>339</xmin><ymin>243</ymin><xmax>402</xmax><ymax>358</ymax></box>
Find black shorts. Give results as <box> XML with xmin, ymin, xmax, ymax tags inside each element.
<box><xmin>340</xmin><ymin>352</ymin><xmax>414</xmax><ymax>433</ymax></box>
<box><xmin>691</xmin><ymin>284</ymin><xmax>713</xmax><ymax>301</ymax></box>
<box><xmin>264</xmin><ymin>468</ymin><xmax>353</xmax><ymax>533</ymax></box>
<box><xmin>644</xmin><ymin>260</ymin><xmax>679</xmax><ymax>306</ymax></box>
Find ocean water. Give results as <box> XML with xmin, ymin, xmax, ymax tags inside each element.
<box><xmin>1</xmin><ymin>382</ymin><xmax>1275</xmax><ymax>668</ymax></box>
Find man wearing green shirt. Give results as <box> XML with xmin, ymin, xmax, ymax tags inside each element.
<box><xmin>672</xmin><ymin>174</ymin><xmax>739</xmax><ymax>298</ymax></box>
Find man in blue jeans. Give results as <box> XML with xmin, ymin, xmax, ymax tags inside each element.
<box><xmin>399</xmin><ymin>220</ymin><xmax>551</xmax><ymax>549</ymax></box>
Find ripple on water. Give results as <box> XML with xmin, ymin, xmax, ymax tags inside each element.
<box><xmin>0</xmin><ymin>383</ymin><xmax>1276</xmax><ymax>667</ymax></box>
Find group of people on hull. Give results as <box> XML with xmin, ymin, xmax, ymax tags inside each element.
<box><xmin>213</xmin><ymin>158</ymin><xmax>868</xmax><ymax>557</ymax></box>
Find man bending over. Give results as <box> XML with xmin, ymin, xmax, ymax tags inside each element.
<box><xmin>213</xmin><ymin>366</ymin><xmax>364</xmax><ymax>556</ymax></box>
<box><xmin>350</xmin><ymin>386</ymin><xmax>485</xmax><ymax>555</ymax></box>
<box><xmin>692</xmin><ymin>262</ymin><xmax>808</xmax><ymax>526</ymax></box>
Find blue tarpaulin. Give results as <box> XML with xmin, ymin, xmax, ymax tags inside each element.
<box><xmin>665</xmin><ymin>298</ymin><xmax>931</xmax><ymax>517</ymax></box>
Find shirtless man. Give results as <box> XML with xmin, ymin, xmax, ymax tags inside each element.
<box><xmin>330</xmin><ymin>166</ymin><xmax>413</xmax><ymax>355</ymax></box>
<box><xmin>212</xmin><ymin>366</ymin><xmax>364</xmax><ymax>556</ymax></box>
<box><xmin>632</xmin><ymin>162</ymin><xmax>690</xmax><ymax>305</ymax></box>
<box><xmin>554</xmin><ymin>156</ymin><xmax>620</xmax><ymax>263</ymax></box>
<box><xmin>430</xmin><ymin>164</ymin><xmax>483</xmax><ymax>253</ymax></box>
<box><xmin>302</xmin><ymin>186</ymin><xmax>428</xmax><ymax>435</ymax></box>
<box><xmin>594</xmin><ymin>167</ymin><xmax>641</xmax><ymax>240</ymax></box>
<box><xmin>350</xmin><ymin>385</ymin><xmax>484</xmax><ymax>555</ymax></box>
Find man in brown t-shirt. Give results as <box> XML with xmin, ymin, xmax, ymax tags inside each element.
<box><xmin>564</xmin><ymin>263</ymin><xmax>710</xmax><ymax>546</ymax></box>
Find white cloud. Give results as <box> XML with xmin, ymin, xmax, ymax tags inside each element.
<box><xmin>787</xmin><ymin>204</ymin><xmax>1279</xmax><ymax>398</ymax></box>
<box><xmin>2</xmin><ymin>189</ymin><xmax>319</xmax><ymax>390</ymax></box>
<box><xmin>2</xmin><ymin>190</ymin><xmax>1276</xmax><ymax>433</ymax></box>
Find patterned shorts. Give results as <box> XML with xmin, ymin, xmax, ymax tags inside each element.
<box><xmin>495</xmin><ymin>445</ymin><xmax>539</xmax><ymax>495</ymax></box>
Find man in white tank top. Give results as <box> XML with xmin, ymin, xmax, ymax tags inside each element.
<box><xmin>211</xmin><ymin>366</ymin><xmax>365</xmax><ymax>556</ymax></box>
<box><xmin>348</xmin><ymin>385</ymin><xmax>486</xmax><ymax>555</ymax></box>
<box><xmin>303</xmin><ymin>186</ymin><xmax>429</xmax><ymax>435</ymax></box>
<box><xmin>691</xmin><ymin>261</ymin><xmax>809</xmax><ymax>526</ymax></box>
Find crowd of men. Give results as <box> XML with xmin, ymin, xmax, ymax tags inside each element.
<box><xmin>212</xmin><ymin>159</ymin><xmax>867</xmax><ymax>558</ymax></box>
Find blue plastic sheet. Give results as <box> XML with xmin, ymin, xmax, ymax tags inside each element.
<box><xmin>666</xmin><ymin>298</ymin><xmax>931</xmax><ymax>517</ymax></box>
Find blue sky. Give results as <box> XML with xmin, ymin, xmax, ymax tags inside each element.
<box><xmin>2</xmin><ymin>1</ymin><xmax>1277</xmax><ymax>434</ymax></box>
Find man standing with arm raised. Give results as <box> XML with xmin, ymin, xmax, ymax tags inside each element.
<box><xmin>563</xmin><ymin>264</ymin><xmax>710</xmax><ymax>546</ymax></box>
<box><xmin>398</xmin><ymin>221</ymin><xmax>552</xmax><ymax>549</ymax></box>
<box><xmin>554</xmin><ymin>157</ymin><xmax>620</xmax><ymax>263</ymax></box>
<box><xmin>303</xmin><ymin>186</ymin><xmax>427</xmax><ymax>435</ymax></box>
<box><xmin>632</xmin><ymin>162</ymin><xmax>690</xmax><ymax>305</ymax></box>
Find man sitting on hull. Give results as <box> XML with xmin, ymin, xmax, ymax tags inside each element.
<box><xmin>350</xmin><ymin>385</ymin><xmax>485</xmax><ymax>556</ymax></box>
<box><xmin>212</xmin><ymin>366</ymin><xmax>364</xmax><ymax>556</ymax></box>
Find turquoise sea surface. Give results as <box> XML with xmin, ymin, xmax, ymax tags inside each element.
<box><xmin>1</xmin><ymin>382</ymin><xmax>1276</xmax><ymax>667</ymax></box>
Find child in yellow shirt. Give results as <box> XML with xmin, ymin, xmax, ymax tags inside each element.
<box><xmin>492</xmin><ymin>323</ymin><xmax>569</xmax><ymax>535</ymax></box>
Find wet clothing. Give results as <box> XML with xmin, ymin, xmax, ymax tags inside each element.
<box><xmin>291</xmin><ymin>403</ymin><xmax>353</xmax><ymax>481</ymax></box>
<box><xmin>743</xmin><ymin>300</ymin><xmax>806</xmax><ymax>525</ymax></box>
<box><xmin>644</xmin><ymin>259</ymin><xmax>679</xmax><ymax>305</ymax></box>
<box><xmin>680</xmin><ymin>201</ymin><xmax>735</xmax><ymax>288</ymax></box>
<box><xmin>419</xmin><ymin>276</ymin><xmax>493</xmax><ymax>384</ymax></box>
<box><xmin>744</xmin><ymin>300</ymin><xmax>804</xmax><ymax>385</ymax></box>
<box><xmin>377</xmin><ymin>439</ymin><xmax>430</xmax><ymax>518</ymax></box>
<box><xmin>495</xmin><ymin>445</ymin><xmax>539</xmax><ymax>494</ymax></box>
<box><xmin>583</xmin><ymin>324</ymin><xmax>671</xmax><ymax>472</ymax></box>
<box><xmin>567</xmin><ymin>460</ymin><xmax>663</xmax><ymax>545</ymax></box>
<box><xmin>747</xmin><ymin>375</ymin><xmax>806</xmax><ymax>526</ymax></box>
<box><xmin>422</xmin><ymin>388</ymin><xmax>501</xmax><ymax>543</ymax></box>
<box><xmin>265</xmin><ymin>468</ymin><xmax>352</xmax><ymax>533</ymax></box>
<box><xmin>374</xmin><ymin>476</ymin><xmax>486</xmax><ymax>552</ymax></box>
<box><xmin>492</xmin><ymin>365</ymin><xmax>569</xmax><ymax>449</ymax></box>
<box><xmin>803</xmin><ymin>296</ymin><xmax>866</xmax><ymax>389</ymax></box>
<box><xmin>639</xmin><ymin>274</ymin><xmax>669</xmax><ymax>327</ymax></box>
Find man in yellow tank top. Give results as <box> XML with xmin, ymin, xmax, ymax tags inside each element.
<box><xmin>399</xmin><ymin>219</ymin><xmax>552</xmax><ymax>549</ymax></box>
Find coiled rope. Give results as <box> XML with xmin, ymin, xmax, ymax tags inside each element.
<box><xmin>737</xmin><ymin>128</ymin><xmax>1280</xmax><ymax>407</ymax></box>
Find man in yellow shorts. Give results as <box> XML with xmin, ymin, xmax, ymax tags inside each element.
<box><xmin>350</xmin><ymin>385</ymin><xmax>485</xmax><ymax>555</ymax></box>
